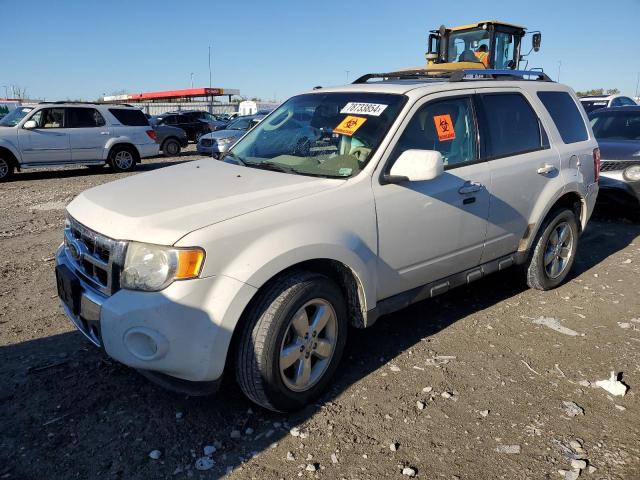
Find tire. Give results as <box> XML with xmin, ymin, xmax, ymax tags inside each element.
<box><xmin>161</xmin><ymin>138</ymin><xmax>181</xmax><ymax>157</ymax></box>
<box><xmin>0</xmin><ymin>156</ymin><xmax>14</xmax><ymax>182</ymax></box>
<box><xmin>525</xmin><ymin>208</ymin><xmax>579</xmax><ymax>291</ymax></box>
<box><xmin>108</xmin><ymin>146</ymin><xmax>137</xmax><ymax>173</ymax></box>
<box><xmin>236</xmin><ymin>271</ymin><xmax>348</xmax><ymax>412</ymax></box>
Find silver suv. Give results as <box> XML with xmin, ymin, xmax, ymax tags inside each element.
<box><xmin>0</xmin><ymin>102</ymin><xmax>159</xmax><ymax>181</ymax></box>
<box><xmin>56</xmin><ymin>70</ymin><xmax>599</xmax><ymax>411</ymax></box>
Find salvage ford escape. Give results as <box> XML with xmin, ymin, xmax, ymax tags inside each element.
<box><xmin>56</xmin><ymin>70</ymin><xmax>599</xmax><ymax>412</ymax></box>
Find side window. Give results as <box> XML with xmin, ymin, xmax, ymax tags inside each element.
<box><xmin>164</xmin><ymin>115</ymin><xmax>177</xmax><ymax>125</ymax></box>
<box><xmin>620</xmin><ymin>97</ymin><xmax>636</xmax><ymax>106</ymax></box>
<box><xmin>610</xmin><ymin>98</ymin><xmax>622</xmax><ymax>107</ymax></box>
<box><xmin>537</xmin><ymin>91</ymin><xmax>589</xmax><ymax>144</ymax></box>
<box><xmin>479</xmin><ymin>93</ymin><xmax>543</xmax><ymax>158</ymax></box>
<box><xmin>30</xmin><ymin>108</ymin><xmax>65</xmax><ymax>129</ymax></box>
<box><xmin>177</xmin><ymin>115</ymin><xmax>191</xmax><ymax>124</ymax></box>
<box><xmin>68</xmin><ymin>108</ymin><xmax>105</xmax><ymax>128</ymax></box>
<box><xmin>493</xmin><ymin>31</ymin><xmax>516</xmax><ymax>69</ymax></box>
<box><xmin>391</xmin><ymin>96</ymin><xmax>478</xmax><ymax>169</ymax></box>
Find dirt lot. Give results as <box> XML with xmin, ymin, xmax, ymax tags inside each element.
<box><xmin>1</xmin><ymin>147</ymin><xmax>639</xmax><ymax>480</ymax></box>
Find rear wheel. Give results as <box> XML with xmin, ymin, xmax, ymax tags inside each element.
<box><xmin>236</xmin><ymin>272</ymin><xmax>348</xmax><ymax>412</ymax></box>
<box><xmin>0</xmin><ymin>156</ymin><xmax>14</xmax><ymax>182</ymax></box>
<box><xmin>108</xmin><ymin>146</ymin><xmax>137</xmax><ymax>173</ymax></box>
<box><xmin>525</xmin><ymin>208</ymin><xmax>579</xmax><ymax>290</ymax></box>
<box><xmin>161</xmin><ymin>138</ymin><xmax>181</xmax><ymax>157</ymax></box>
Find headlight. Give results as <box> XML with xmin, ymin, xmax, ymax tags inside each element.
<box><xmin>121</xmin><ymin>242</ymin><xmax>205</xmax><ymax>292</ymax></box>
<box><xmin>623</xmin><ymin>165</ymin><xmax>640</xmax><ymax>182</ymax></box>
<box><xmin>217</xmin><ymin>137</ymin><xmax>236</xmax><ymax>145</ymax></box>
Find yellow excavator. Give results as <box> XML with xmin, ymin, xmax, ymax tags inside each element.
<box><xmin>406</xmin><ymin>20</ymin><xmax>542</xmax><ymax>73</ymax></box>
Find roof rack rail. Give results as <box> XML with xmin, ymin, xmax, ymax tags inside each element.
<box><xmin>38</xmin><ymin>101</ymin><xmax>136</xmax><ymax>107</ymax></box>
<box><xmin>353</xmin><ymin>68</ymin><xmax>552</xmax><ymax>84</ymax></box>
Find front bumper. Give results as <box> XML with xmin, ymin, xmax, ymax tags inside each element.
<box><xmin>55</xmin><ymin>245</ymin><xmax>257</xmax><ymax>383</ymax></box>
<box><xmin>196</xmin><ymin>142</ymin><xmax>230</xmax><ymax>158</ymax></box>
<box><xmin>599</xmin><ymin>171</ymin><xmax>640</xmax><ymax>203</ymax></box>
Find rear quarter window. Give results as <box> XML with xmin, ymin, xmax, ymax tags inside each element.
<box><xmin>538</xmin><ymin>92</ymin><xmax>589</xmax><ymax>144</ymax></box>
<box><xmin>108</xmin><ymin>108</ymin><xmax>149</xmax><ymax>126</ymax></box>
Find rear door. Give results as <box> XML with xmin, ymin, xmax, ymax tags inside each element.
<box><xmin>474</xmin><ymin>89</ymin><xmax>562</xmax><ymax>261</ymax></box>
<box><xmin>68</xmin><ymin>107</ymin><xmax>110</xmax><ymax>161</ymax></box>
<box><xmin>17</xmin><ymin>107</ymin><xmax>71</xmax><ymax>164</ymax></box>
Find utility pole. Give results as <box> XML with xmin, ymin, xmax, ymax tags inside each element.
<box><xmin>635</xmin><ymin>71</ymin><xmax>639</xmax><ymax>99</ymax></box>
<box><xmin>208</xmin><ymin>45</ymin><xmax>212</xmax><ymax>89</ymax></box>
<box><xmin>557</xmin><ymin>61</ymin><xmax>562</xmax><ymax>83</ymax></box>
<box><xmin>345</xmin><ymin>70</ymin><xmax>350</xmax><ymax>83</ymax></box>
<box><xmin>190</xmin><ymin>73</ymin><xmax>194</xmax><ymax>89</ymax></box>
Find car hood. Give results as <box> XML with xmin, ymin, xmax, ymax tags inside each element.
<box><xmin>200</xmin><ymin>129</ymin><xmax>245</xmax><ymax>141</ymax></box>
<box><xmin>598</xmin><ymin>139</ymin><xmax>640</xmax><ymax>161</ymax></box>
<box><xmin>67</xmin><ymin>160</ymin><xmax>343</xmax><ymax>245</ymax></box>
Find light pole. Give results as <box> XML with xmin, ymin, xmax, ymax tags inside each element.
<box><xmin>208</xmin><ymin>45</ymin><xmax>212</xmax><ymax>89</ymax></box>
<box><xmin>1</xmin><ymin>85</ymin><xmax>7</xmax><ymax>98</ymax></box>
<box><xmin>557</xmin><ymin>61</ymin><xmax>562</xmax><ymax>83</ymax></box>
<box><xmin>190</xmin><ymin>73</ymin><xmax>194</xmax><ymax>89</ymax></box>
<box><xmin>345</xmin><ymin>70</ymin><xmax>350</xmax><ymax>83</ymax></box>
<box><xmin>635</xmin><ymin>71</ymin><xmax>639</xmax><ymax>99</ymax></box>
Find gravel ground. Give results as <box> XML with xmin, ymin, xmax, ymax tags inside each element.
<box><xmin>1</xmin><ymin>146</ymin><xmax>639</xmax><ymax>479</ymax></box>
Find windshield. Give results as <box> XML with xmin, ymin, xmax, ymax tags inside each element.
<box><xmin>590</xmin><ymin>111</ymin><xmax>640</xmax><ymax>140</ymax></box>
<box><xmin>226</xmin><ymin>117</ymin><xmax>254</xmax><ymax>130</ymax></box>
<box><xmin>447</xmin><ymin>28</ymin><xmax>490</xmax><ymax>63</ymax></box>
<box><xmin>581</xmin><ymin>100</ymin><xmax>609</xmax><ymax>113</ymax></box>
<box><xmin>0</xmin><ymin>106</ymin><xmax>33</xmax><ymax>127</ymax></box>
<box><xmin>227</xmin><ymin>92</ymin><xmax>405</xmax><ymax>178</ymax></box>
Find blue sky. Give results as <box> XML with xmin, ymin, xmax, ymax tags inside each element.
<box><xmin>2</xmin><ymin>0</ymin><xmax>639</xmax><ymax>101</ymax></box>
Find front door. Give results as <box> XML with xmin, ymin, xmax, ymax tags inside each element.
<box><xmin>17</xmin><ymin>108</ymin><xmax>71</xmax><ymax>164</ymax></box>
<box><xmin>373</xmin><ymin>93</ymin><xmax>490</xmax><ymax>299</ymax></box>
<box><xmin>68</xmin><ymin>107</ymin><xmax>110</xmax><ymax>161</ymax></box>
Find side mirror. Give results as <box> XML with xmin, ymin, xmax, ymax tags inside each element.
<box><xmin>385</xmin><ymin>150</ymin><xmax>444</xmax><ymax>183</ymax></box>
<box><xmin>23</xmin><ymin>120</ymin><xmax>37</xmax><ymax>129</ymax></box>
<box><xmin>532</xmin><ymin>33</ymin><xmax>542</xmax><ymax>52</ymax></box>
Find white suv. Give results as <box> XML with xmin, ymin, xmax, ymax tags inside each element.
<box><xmin>56</xmin><ymin>70</ymin><xmax>599</xmax><ymax>411</ymax></box>
<box><xmin>0</xmin><ymin>102</ymin><xmax>159</xmax><ymax>181</ymax></box>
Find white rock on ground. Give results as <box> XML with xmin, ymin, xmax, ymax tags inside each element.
<box><xmin>390</xmin><ymin>442</ymin><xmax>399</xmax><ymax>452</ymax></box>
<box><xmin>422</xmin><ymin>386</ymin><xmax>433</xmax><ymax>393</ymax></box>
<box><xmin>562</xmin><ymin>401</ymin><xmax>585</xmax><ymax>417</ymax></box>
<box><xmin>305</xmin><ymin>463</ymin><xmax>317</xmax><ymax>472</ymax></box>
<box><xmin>286</xmin><ymin>451</ymin><xmax>295</xmax><ymax>461</ymax></box>
<box><xmin>148</xmin><ymin>450</ymin><xmax>162</xmax><ymax>460</ymax></box>
<box><xmin>571</xmin><ymin>459</ymin><xmax>587</xmax><ymax>470</ymax></box>
<box><xmin>479</xmin><ymin>410</ymin><xmax>490</xmax><ymax>417</ymax></box>
<box><xmin>402</xmin><ymin>466</ymin><xmax>417</xmax><ymax>477</ymax></box>
<box><xmin>289</xmin><ymin>427</ymin><xmax>301</xmax><ymax>437</ymax></box>
<box><xmin>564</xmin><ymin>469</ymin><xmax>580</xmax><ymax>480</ymax></box>
<box><xmin>203</xmin><ymin>445</ymin><xmax>216</xmax><ymax>456</ymax></box>
<box><xmin>595</xmin><ymin>371</ymin><xmax>629</xmax><ymax>396</ymax></box>
<box><xmin>495</xmin><ymin>444</ymin><xmax>521</xmax><ymax>454</ymax></box>
<box><xmin>416</xmin><ymin>401</ymin><xmax>426</xmax><ymax>410</ymax></box>
<box><xmin>245</xmin><ymin>427</ymin><xmax>254</xmax><ymax>435</ymax></box>
<box><xmin>331</xmin><ymin>453</ymin><xmax>338</xmax><ymax>464</ymax></box>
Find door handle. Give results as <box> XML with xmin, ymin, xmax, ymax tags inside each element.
<box><xmin>100</xmin><ymin>131</ymin><xmax>110</xmax><ymax>135</ymax></box>
<box><xmin>458</xmin><ymin>181</ymin><xmax>484</xmax><ymax>195</ymax></box>
<box><xmin>537</xmin><ymin>164</ymin><xmax>557</xmax><ymax>175</ymax></box>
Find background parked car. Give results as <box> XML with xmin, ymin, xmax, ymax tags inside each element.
<box><xmin>197</xmin><ymin>114</ymin><xmax>263</xmax><ymax>158</ymax></box>
<box><xmin>178</xmin><ymin>110</ymin><xmax>228</xmax><ymax>131</ymax></box>
<box><xmin>590</xmin><ymin>105</ymin><xmax>640</xmax><ymax>210</ymax></box>
<box><xmin>580</xmin><ymin>94</ymin><xmax>637</xmax><ymax>114</ymax></box>
<box><xmin>153</xmin><ymin>124</ymin><xmax>188</xmax><ymax>157</ymax></box>
<box><xmin>0</xmin><ymin>102</ymin><xmax>158</xmax><ymax>180</ymax></box>
<box><xmin>150</xmin><ymin>112</ymin><xmax>211</xmax><ymax>142</ymax></box>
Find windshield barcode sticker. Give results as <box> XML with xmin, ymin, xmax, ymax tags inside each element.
<box><xmin>340</xmin><ymin>102</ymin><xmax>388</xmax><ymax>117</ymax></box>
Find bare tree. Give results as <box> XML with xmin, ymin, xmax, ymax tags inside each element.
<box><xmin>10</xmin><ymin>84</ymin><xmax>28</xmax><ymax>99</ymax></box>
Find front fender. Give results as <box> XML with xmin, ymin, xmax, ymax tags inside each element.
<box><xmin>0</xmin><ymin>136</ymin><xmax>21</xmax><ymax>163</ymax></box>
<box><xmin>178</xmin><ymin>220</ymin><xmax>379</xmax><ymax>314</ymax></box>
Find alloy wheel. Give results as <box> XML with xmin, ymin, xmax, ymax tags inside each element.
<box><xmin>544</xmin><ymin>221</ymin><xmax>574</xmax><ymax>279</ymax></box>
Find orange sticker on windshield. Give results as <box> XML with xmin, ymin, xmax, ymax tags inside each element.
<box><xmin>433</xmin><ymin>114</ymin><xmax>456</xmax><ymax>142</ymax></box>
<box><xmin>334</xmin><ymin>115</ymin><xmax>367</xmax><ymax>136</ymax></box>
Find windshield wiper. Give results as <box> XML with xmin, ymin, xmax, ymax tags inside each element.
<box><xmin>243</xmin><ymin>160</ymin><xmax>298</xmax><ymax>174</ymax></box>
<box><xmin>223</xmin><ymin>151</ymin><xmax>246</xmax><ymax>166</ymax></box>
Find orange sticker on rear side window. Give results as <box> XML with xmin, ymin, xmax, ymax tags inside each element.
<box><xmin>433</xmin><ymin>114</ymin><xmax>456</xmax><ymax>142</ymax></box>
<box><xmin>334</xmin><ymin>115</ymin><xmax>367</xmax><ymax>136</ymax></box>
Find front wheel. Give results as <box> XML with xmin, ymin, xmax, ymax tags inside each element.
<box><xmin>0</xmin><ymin>156</ymin><xmax>14</xmax><ymax>182</ymax></box>
<box><xmin>525</xmin><ymin>208</ymin><xmax>579</xmax><ymax>290</ymax></box>
<box><xmin>108</xmin><ymin>146</ymin><xmax>137</xmax><ymax>173</ymax></box>
<box><xmin>236</xmin><ymin>272</ymin><xmax>347</xmax><ymax>412</ymax></box>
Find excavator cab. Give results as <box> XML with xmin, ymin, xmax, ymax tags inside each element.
<box><xmin>426</xmin><ymin>20</ymin><xmax>541</xmax><ymax>71</ymax></box>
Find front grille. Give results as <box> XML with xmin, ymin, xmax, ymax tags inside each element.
<box><xmin>63</xmin><ymin>217</ymin><xmax>127</xmax><ymax>296</ymax></box>
<box><xmin>200</xmin><ymin>139</ymin><xmax>213</xmax><ymax>147</ymax></box>
<box><xmin>600</xmin><ymin>160</ymin><xmax>640</xmax><ymax>172</ymax></box>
